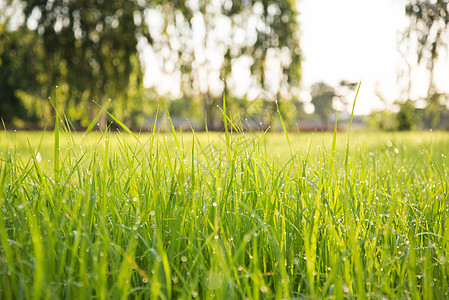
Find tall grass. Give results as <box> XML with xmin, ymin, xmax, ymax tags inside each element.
<box><xmin>0</xmin><ymin>107</ymin><xmax>448</xmax><ymax>298</ymax></box>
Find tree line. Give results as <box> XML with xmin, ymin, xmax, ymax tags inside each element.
<box><xmin>0</xmin><ymin>0</ymin><xmax>301</xmax><ymax>131</ymax></box>
<box><xmin>377</xmin><ymin>0</ymin><xmax>449</xmax><ymax>131</ymax></box>
<box><xmin>0</xmin><ymin>0</ymin><xmax>448</xmax><ymax>131</ymax></box>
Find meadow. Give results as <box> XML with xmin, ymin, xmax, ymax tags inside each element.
<box><xmin>0</xmin><ymin>114</ymin><xmax>448</xmax><ymax>298</ymax></box>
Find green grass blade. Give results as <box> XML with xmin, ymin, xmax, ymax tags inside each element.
<box><xmin>344</xmin><ymin>81</ymin><xmax>361</xmax><ymax>172</ymax></box>
<box><xmin>53</xmin><ymin>90</ymin><xmax>60</xmax><ymax>184</ymax></box>
<box><xmin>106</xmin><ymin>111</ymin><xmax>139</xmax><ymax>141</ymax></box>
<box><xmin>84</xmin><ymin>102</ymin><xmax>109</xmax><ymax>137</ymax></box>
<box><xmin>276</xmin><ymin>100</ymin><xmax>293</xmax><ymax>155</ymax></box>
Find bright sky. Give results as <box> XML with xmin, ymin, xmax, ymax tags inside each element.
<box><xmin>299</xmin><ymin>0</ymin><xmax>449</xmax><ymax>114</ymax></box>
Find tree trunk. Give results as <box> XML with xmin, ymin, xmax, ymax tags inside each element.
<box><xmin>88</xmin><ymin>95</ymin><xmax>107</xmax><ymax>131</ymax></box>
<box><xmin>217</xmin><ymin>92</ymin><xmax>224</xmax><ymax>131</ymax></box>
<box><xmin>321</xmin><ymin>114</ymin><xmax>328</xmax><ymax>131</ymax></box>
<box><xmin>202</xmin><ymin>92</ymin><xmax>215</xmax><ymax>131</ymax></box>
<box><xmin>99</xmin><ymin>102</ymin><xmax>107</xmax><ymax>131</ymax></box>
<box><xmin>98</xmin><ymin>95</ymin><xmax>107</xmax><ymax>131</ymax></box>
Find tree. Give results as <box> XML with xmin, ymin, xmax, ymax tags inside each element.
<box><xmin>423</xmin><ymin>91</ymin><xmax>448</xmax><ymax>128</ymax></box>
<box><xmin>0</xmin><ymin>28</ymin><xmax>29</xmax><ymax>123</ymax></box>
<box><xmin>2</xmin><ymin>0</ymin><xmax>302</xmax><ymax>130</ymax></box>
<box><xmin>0</xmin><ymin>1</ymin><xmax>40</xmax><ymax>125</ymax></box>
<box><xmin>310</xmin><ymin>82</ymin><xmax>334</xmax><ymax>129</ymax></box>
<box><xmin>147</xmin><ymin>0</ymin><xmax>302</xmax><ymax>130</ymax></box>
<box><xmin>310</xmin><ymin>80</ymin><xmax>357</xmax><ymax>129</ymax></box>
<box><xmin>19</xmin><ymin>0</ymin><xmax>151</xmax><ymax>129</ymax></box>
<box><xmin>403</xmin><ymin>1</ymin><xmax>449</xmax><ymax>128</ymax></box>
<box><xmin>367</xmin><ymin>110</ymin><xmax>398</xmax><ymax>131</ymax></box>
<box><xmin>396</xmin><ymin>100</ymin><xmax>420</xmax><ymax>131</ymax></box>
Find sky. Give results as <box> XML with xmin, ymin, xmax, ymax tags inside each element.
<box><xmin>299</xmin><ymin>0</ymin><xmax>449</xmax><ymax>114</ymax></box>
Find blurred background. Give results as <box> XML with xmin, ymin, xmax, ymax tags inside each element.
<box><xmin>0</xmin><ymin>0</ymin><xmax>448</xmax><ymax>132</ymax></box>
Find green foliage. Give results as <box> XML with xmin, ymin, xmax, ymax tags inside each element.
<box><xmin>369</xmin><ymin>97</ymin><xmax>448</xmax><ymax>131</ymax></box>
<box><xmin>310</xmin><ymin>82</ymin><xmax>335</xmax><ymax>128</ymax></box>
<box><xmin>0</xmin><ymin>27</ymin><xmax>41</xmax><ymax>124</ymax></box>
<box><xmin>405</xmin><ymin>1</ymin><xmax>449</xmax><ymax>68</ymax></box>
<box><xmin>0</xmin><ymin>0</ymin><xmax>150</xmax><ymax>128</ymax></box>
<box><xmin>309</xmin><ymin>81</ymin><xmax>358</xmax><ymax>130</ymax></box>
<box><xmin>396</xmin><ymin>100</ymin><xmax>421</xmax><ymax>131</ymax></box>
<box><xmin>367</xmin><ymin>110</ymin><xmax>398</xmax><ymax>131</ymax></box>
<box><xmin>424</xmin><ymin>91</ymin><xmax>449</xmax><ymax>129</ymax></box>
<box><xmin>1</xmin><ymin>0</ymin><xmax>302</xmax><ymax>130</ymax></box>
<box><xmin>247</xmin><ymin>0</ymin><xmax>302</xmax><ymax>90</ymax></box>
<box><xmin>151</xmin><ymin>0</ymin><xmax>302</xmax><ymax>130</ymax></box>
<box><xmin>404</xmin><ymin>1</ymin><xmax>449</xmax><ymax>106</ymax></box>
<box><xmin>220</xmin><ymin>97</ymin><xmax>304</xmax><ymax>131</ymax></box>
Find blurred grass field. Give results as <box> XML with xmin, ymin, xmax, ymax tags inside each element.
<box><xmin>2</xmin><ymin>129</ymin><xmax>448</xmax><ymax>167</ymax></box>
<box><xmin>1</xmin><ymin>127</ymin><xmax>448</xmax><ymax>299</ymax></box>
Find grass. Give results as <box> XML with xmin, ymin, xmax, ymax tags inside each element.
<box><xmin>0</xmin><ymin>110</ymin><xmax>449</xmax><ymax>298</ymax></box>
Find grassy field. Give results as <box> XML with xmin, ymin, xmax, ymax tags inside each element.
<box><xmin>1</xmin><ymin>121</ymin><xmax>448</xmax><ymax>298</ymax></box>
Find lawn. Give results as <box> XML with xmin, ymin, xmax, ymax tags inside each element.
<box><xmin>0</xmin><ymin>124</ymin><xmax>448</xmax><ymax>298</ymax></box>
